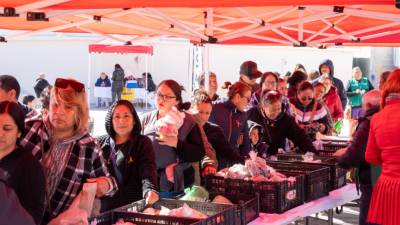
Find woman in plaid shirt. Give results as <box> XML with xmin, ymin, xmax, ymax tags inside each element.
<box><xmin>20</xmin><ymin>78</ymin><xmax>117</xmax><ymax>224</ymax></box>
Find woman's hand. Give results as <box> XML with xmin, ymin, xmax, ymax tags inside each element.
<box><xmin>145</xmin><ymin>191</ymin><xmax>159</xmax><ymax>206</ymax></box>
<box><xmin>86</xmin><ymin>177</ymin><xmax>111</xmax><ymax>197</ymax></box>
<box><xmin>156</xmin><ymin>135</ymin><xmax>178</xmax><ymax>148</ymax></box>
<box><xmin>202</xmin><ymin>165</ymin><xmax>217</xmax><ymax>177</ymax></box>
<box><xmin>318</xmin><ymin>123</ymin><xmax>326</xmax><ymax>133</ymax></box>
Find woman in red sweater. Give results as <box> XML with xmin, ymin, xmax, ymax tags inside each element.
<box><xmin>365</xmin><ymin>69</ymin><xmax>400</xmax><ymax>225</ymax></box>
<box><xmin>319</xmin><ymin>74</ymin><xmax>344</xmax><ymax>122</ymax></box>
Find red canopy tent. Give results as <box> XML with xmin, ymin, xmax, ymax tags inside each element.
<box><xmin>0</xmin><ymin>0</ymin><xmax>400</xmax><ymax>47</ymax></box>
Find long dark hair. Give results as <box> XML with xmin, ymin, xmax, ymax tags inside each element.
<box><xmin>0</xmin><ymin>101</ymin><xmax>25</xmax><ymax>134</ymax></box>
<box><xmin>105</xmin><ymin>100</ymin><xmax>142</xmax><ymax>139</ymax></box>
<box><xmin>158</xmin><ymin>79</ymin><xmax>191</xmax><ymax>111</ymax></box>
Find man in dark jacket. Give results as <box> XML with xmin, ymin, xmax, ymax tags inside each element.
<box><xmin>319</xmin><ymin>59</ymin><xmax>347</xmax><ymax>109</ymax></box>
<box><xmin>111</xmin><ymin>64</ymin><xmax>125</xmax><ymax>103</ymax></box>
<box><xmin>33</xmin><ymin>73</ymin><xmax>50</xmax><ymax>98</ymax></box>
<box><xmin>334</xmin><ymin>90</ymin><xmax>381</xmax><ymax>225</ymax></box>
<box><xmin>0</xmin><ymin>74</ymin><xmax>31</xmax><ymax>116</ymax></box>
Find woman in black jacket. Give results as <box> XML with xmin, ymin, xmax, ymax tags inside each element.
<box><xmin>247</xmin><ymin>91</ymin><xmax>316</xmax><ymax>155</ymax></box>
<box><xmin>98</xmin><ymin>100</ymin><xmax>158</xmax><ymax>212</ymax></box>
<box><xmin>0</xmin><ymin>101</ymin><xmax>45</xmax><ymax>224</ymax></box>
<box><xmin>141</xmin><ymin>80</ymin><xmax>205</xmax><ymax>195</ymax></box>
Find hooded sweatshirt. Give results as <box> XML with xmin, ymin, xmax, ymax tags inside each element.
<box><xmin>319</xmin><ymin>59</ymin><xmax>347</xmax><ymax>109</ymax></box>
<box><xmin>247</xmin><ymin>107</ymin><xmax>317</xmax><ymax>155</ymax></box>
<box><xmin>97</xmin><ymin>100</ymin><xmax>158</xmax><ymax>211</ymax></box>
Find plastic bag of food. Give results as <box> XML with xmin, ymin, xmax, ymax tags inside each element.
<box><xmin>302</xmin><ymin>152</ymin><xmax>322</xmax><ymax>163</ymax></box>
<box><xmin>168</xmin><ymin>203</ymin><xmax>207</xmax><ymax>219</ymax></box>
<box><xmin>245</xmin><ymin>151</ymin><xmax>275</xmax><ymax>177</ymax></box>
<box><xmin>155</xmin><ymin>106</ymin><xmax>185</xmax><ymax>138</ymax></box>
<box><xmin>226</xmin><ymin>164</ymin><xmax>250</xmax><ymax>179</ymax></box>
<box><xmin>69</xmin><ymin>182</ymin><xmax>97</xmax><ymax>217</ymax></box>
<box><xmin>212</xmin><ymin>195</ymin><xmax>233</xmax><ymax>205</ymax></box>
<box><xmin>180</xmin><ymin>185</ymin><xmax>209</xmax><ymax>202</ymax></box>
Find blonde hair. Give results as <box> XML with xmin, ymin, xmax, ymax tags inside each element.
<box><xmin>50</xmin><ymin>85</ymin><xmax>89</xmax><ymax>134</ymax></box>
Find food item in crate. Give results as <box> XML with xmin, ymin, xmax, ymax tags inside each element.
<box><xmin>113</xmin><ymin>219</ymin><xmax>136</xmax><ymax>225</ymax></box>
<box><xmin>217</xmin><ymin>164</ymin><xmax>250</xmax><ymax>179</ymax></box>
<box><xmin>155</xmin><ymin>106</ymin><xmax>185</xmax><ymax>139</ymax></box>
<box><xmin>212</xmin><ymin>195</ymin><xmax>233</xmax><ymax>205</ymax></box>
<box><xmin>245</xmin><ymin>151</ymin><xmax>276</xmax><ymax>177</ymax></box>
<box><xmin>142</xmin><ymin>206</ymin><xmax>170</xmax><ymax>216</ymax></box>
<box><xmin>180</xmin><ymin>185</ymin><xmax>209</xmax><ymax>202</ymax></box>
<box><xmin>168</xmin><ymin>203</ymin><xmax>207</xmax><ymax>219</ymax></box>
<box><xmin>302</xmin><ymin>152</ymin><xmax>322</xmax><ymax>163</ymax></box>
<box><xmin>216</xmin><ymin>151</ymin><xmax>296</xmax><ymax>183</ymax></box>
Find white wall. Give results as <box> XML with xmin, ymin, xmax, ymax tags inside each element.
<box><xmin>0</xmin><ymin>39</ymin><xmax>92</xmax><ymax>99</ymax></box>
<box><xmin>0</xmin><ymin>39</ymin><xmax>192</xmax><ymax>104</ymax></box>
<box><xmin>0</xmin><ymin>39</ymin><xmax>356</xmax><ymax>105</ymax></box>
<box><xmin>208</xmin><ymin>45</ymin><xmax>354</xmax><ymax>98</ymax></box>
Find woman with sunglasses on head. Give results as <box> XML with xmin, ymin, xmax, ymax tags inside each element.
<box><xmin>20</xmin><ymin>78</ymin><xmax>117</xmax><ymax>223</ymax></box>
<box><xmin>141</xmin><ymin>80</ymin><xmax>205</xmax><ymax>196</ymax></box>
<box><xmin>209</xmin><ymin>81</ymin><xmax>251</xmax><ymax>168</ymax></box>
<box><xmin>290</xmin><ymin>81</ymin><xmax>330</xmax><ymax>141</ymax></box>
<box><xmin>97</xmin><ymin>100</ymin><xmax>158</xmax><ymax>212</ymax></box>
<box><xmin>247</xmin><ymin>91</ymin><xmax>316</xmax><ymax>156</ymax></box>
<box><xmin>0</xmin><ymin>101</ymin><xmax>45</xmax><ymax>224</ymax></box>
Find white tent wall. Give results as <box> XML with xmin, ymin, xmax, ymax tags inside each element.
<box><xmin>208</xmin><ymin>45</ymin><xmax>355</xmax><ymax>99</ymax></box>
<box><xmin>1</xmin><ymin>38</ymin><xmax>362</xmax><ymax>106</ymax></box>
<box><xmin>0</xmin><ymin>39</ymin><xmax>92</xmax><ymax>99</ymax></box>
<box><xmin>0</xmin><ymin>39</ymin><xmax>192</xmax><ymax>105</ymax></box>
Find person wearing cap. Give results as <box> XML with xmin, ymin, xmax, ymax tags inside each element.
<box><xmin>239</xmin><ymin>61</ymin><xmax>262</xmax><ymax>92</ymax></box>
<box><xmin>0</xmin><ymin>75</ymin><xmax>31</xmax><ymax>116</ymax></box>
<box><xmin>34</xmin><ymin>73</ymin><xmax>50</xmax><ymax>98</ymax></box>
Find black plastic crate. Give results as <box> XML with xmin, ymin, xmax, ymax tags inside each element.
<box><xmin>267</xmin><ymin>161</ymin><xmax>330</xmax><ymax>202</ymax></box>
<box><xmin>205</xmin><ymin>173</ymin><xmax>305</xmax><ymax>214</ymax></box>
<box><xmin>208</xmin><ymin>193</ymin><xmax>259</xmax><ymax>225</ymax></box>
<box><xmin>321</xmin><ymin>141</ymin><xmax>349</xmax><ymax>151</ymax></box>
<box><xmin>116</xmin><ymin>198</ymin><xmax>237</xmax><ymax>225</ymax></box>
<box><xmin>90</xmin><ymin>211</ymin><xmax>199</xmax><ymax>225</ymax></box>
<box><xmin>276</xmin><ymin>154</ymin><xmax>347</xmax><ymax>190</ymax></box>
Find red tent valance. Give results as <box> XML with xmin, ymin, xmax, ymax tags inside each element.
<box><xmin>89</xmin><ymin>44</ymin><xmax>153</xmax><ymax>55</ymax></box>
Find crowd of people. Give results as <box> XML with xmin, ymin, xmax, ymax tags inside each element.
<box><xmin>0</xmin><ymin>58</ymin><xmax>399</xmax><ymax>225</ymax></box>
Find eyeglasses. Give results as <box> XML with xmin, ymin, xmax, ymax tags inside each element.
<box><xmin>55</xmin><ymin>78</ymin><xmax>85</xmax><ymax>92</ymax></box>
<box><xmin>300</xmin><ymin>96</ymin><xmax>313</xmax><ymax>101</ymax></box>
<box><xmin>156</xmin><ymin>92</ymin><xmax>176</xmax><ymax>101</ymax></box>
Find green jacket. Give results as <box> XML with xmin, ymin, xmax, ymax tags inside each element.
<box><xmin>346</xmin><ymin>77</ymin><xmax>374</xmax><ymax>107</ymax></box>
